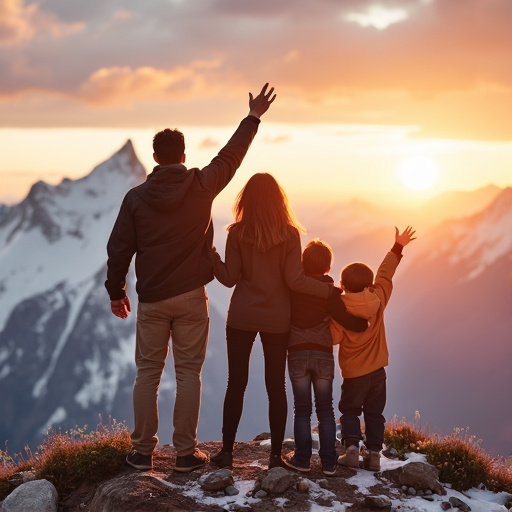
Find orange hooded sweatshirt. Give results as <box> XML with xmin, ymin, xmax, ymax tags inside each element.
<box><xmin>330</xmin><ymin>246</ymin><xmax>402</xmax><ymax>378</ymax></box>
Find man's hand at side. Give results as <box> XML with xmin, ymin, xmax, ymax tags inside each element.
<box><xmin>111</xmin><ymin>296</ymin><xmax>131</xmax><ymax>319</ymax></box>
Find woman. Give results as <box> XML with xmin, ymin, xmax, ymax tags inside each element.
<box><xmin>210</xmin><ymin>173</ymin><xmax>362</xmax><ymax>469</ymax></box>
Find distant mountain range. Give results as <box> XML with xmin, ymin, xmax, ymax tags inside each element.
<box><xmin>0</xmin><ymin>141</ymin><xmax>510</xmax><ymax>457</ymax></box>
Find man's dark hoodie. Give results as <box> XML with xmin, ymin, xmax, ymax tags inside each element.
<box><xmin>105</xmin><ymin>115</ymin><xmax>260</xmax><ymax>303</ymax></box>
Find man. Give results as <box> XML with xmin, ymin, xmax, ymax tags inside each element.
<box><xmin>105</xmin><ymin>83</ymin><xmax>276</xmax><ymax>472</ymax></box>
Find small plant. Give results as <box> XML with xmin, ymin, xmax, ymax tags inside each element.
<box><xmin>423</xmin><ymin>428</ymin><xmax>492</xmax><ymax>491</ymax></box>
<box><xmin>0</xmin><ymin>446</ymin><xmax>34</xmax><ymax>500</ymax></box>
<box><xmin>0</xmin><ymin>419</ymin><xmax>131</xmax><ymax>500</ymax></box>
<box><xmin>34</xmin><ymin>420</ymin><xmax>131</xmax><ymax>496</ymax></box>
<box><xmin>384</xmin><ymin>415</ymin><xmax>428</xmax><ymax>456</ymax></box>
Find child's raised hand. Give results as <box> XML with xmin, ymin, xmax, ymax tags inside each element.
<box><xmin>395</xmin><ymin>226</ymin><xmax>416</xmax><ymax>246</ymax></box>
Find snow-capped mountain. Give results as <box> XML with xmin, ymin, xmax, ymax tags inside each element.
<box><xmin>0</xmin><ymin>141</ymin><xmax>146</xmax><ymax>452</ymax></box>
<box><xmin>0</xmin><ymin>142</ymin><xmax>510</xmax><ymax>458</ymax></box>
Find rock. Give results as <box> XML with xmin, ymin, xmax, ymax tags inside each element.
<box><xmin>382</xmin><ymin>447</ymin><xmax>399</xmax><ymax>459</ymax></box>
<box><xmin>382</xmin><ymin>461</ymin><xmax>446</xmax><ymax>495</ymax></box>
<box><xmin>85</xmin><ymin>472</ymin><xmax>203</xmax><ymax>511</ymax></box>
<box><xmin>297</xmin><ymin>479</ymin><xmax>309</xmax><ymax>492</ymax></box>
<box><xmin>316</xmin><ymin>496</ymin><xmax>334</xmax><ymax>507</ymax></box>
<box><xmin>8</xmin><ymin>471</ymin><xmax>37</xmax><ymax>489</ymax></box>
<box><xmin>253</xmin><ymin>433</ymin><xmax>271</xmax><ymax>441</ymax></box>
<box><xmin>317</xmin><ymin>479</ymin><xmax>329</xmax><ymax>489</ymax></box>
<box><xmin>200</xmin><ymin>469</ymin><xmax>234</xmax><ymax>492</ymax></box>
<box><xmin>408</xmin><ymin>487</ymin><xmax>416</xmax><ymax>495</ymax></box>
<box><xmin>254</xmin><ymin>490</ymin><xmax>268</xmax><ymax>499</ymax></box>
<box><xmin>440</xmin><ymin>502</ymin><xmax>452</xmax><ymax>510</ymax></box>
<box><xmin>449</xmin><ymin>496</ymin><xmax>471</xmax><ymax>511</ymax></box>
<box><xmin>1</xmin><ymin>479</ymin><xmax>58</xmax><ymax>512</ymax></box>
<box><xmin>363</xmin><ymin>495</ymin><xmax>392</xmax><ymax>509</ymax></box>
<box><xmin>261</xmin><ymin>467</ymin><xmax>298</xmax><ymax>494</ymax></box>
<box><xmin>225</xmin><ymin>485</ymin><xmax>239</xmax><ymax>496</ymax></box>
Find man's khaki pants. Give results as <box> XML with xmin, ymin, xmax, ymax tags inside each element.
<box><xmin>131</xmin><ymin>287</ymin><xmax>209</xmax><ymax>457</ymax></box>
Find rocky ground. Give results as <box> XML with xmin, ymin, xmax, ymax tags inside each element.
<box><xmin>0</xmin><ymin>432</ymin><xmax>504</xmax><ymax>511</ymax></box>
<box><xmin>53</xmin><ymin>434</ymin><xmax>511</xmax><ymax>512</ymax></box>
<box><xmin>60</xmin><ymin>437</ymin><xmax>398</xmax><ymax>511</ymax></box>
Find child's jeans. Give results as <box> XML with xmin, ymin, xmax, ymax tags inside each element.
<box><xmin>338</xmin><ymin>367</ymin><xmax>387</xmax><ymax>452</ymax></box>
<box><xmin>288</xmin><ymin>350</ymin><xmax>337</xmax><ymax>466</ymax></box>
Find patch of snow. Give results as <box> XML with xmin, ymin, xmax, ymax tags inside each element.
<box><xmin>74</xmin><ymin>335</ymin><xmax>134</xmax><ymax>409</ymax></box>
<box><xmin>0</xmin><ymin>364</ymin><xmax>10</xmax><ymax>380</ymax></box>
<box><xmin>39</xmin><ymin>407</ymin><xmax>67</xmax><ymax>435</ymax></box>
<box><xmin>0</xmin><ymin>347</ymin><xmax>8</xmax><ymax>365</ymax></box>
<box><xmin>32</xmin><ymin>279</ymin><xmax>95</xmax><ymax>398</ymax></box>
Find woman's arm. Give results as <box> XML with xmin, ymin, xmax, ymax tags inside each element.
<box><xmin>210</xmin><ymin>233</ymin><xmax>242</xmax><ymax>288</ymax></box>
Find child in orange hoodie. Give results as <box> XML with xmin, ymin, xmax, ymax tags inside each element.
<box><xmin>331</xmin><ymin>226</ymin><xmax>416</xmax><ymax>471</ymax></box>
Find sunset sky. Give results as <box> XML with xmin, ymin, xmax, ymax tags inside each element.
<box><xmin>1</xmin><ymin>0</ymin><xmax>511</xmax><ymax>208</ymax></box>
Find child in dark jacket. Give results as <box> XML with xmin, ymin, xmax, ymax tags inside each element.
<box><xmin>285</xmin><ymin>240</ymin><xmax>367</xmax><ymax>476</ymax></box>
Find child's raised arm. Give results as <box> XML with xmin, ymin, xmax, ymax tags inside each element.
<box><xmin>395</xmin><ymin>226</ymin><xmax>416</xmax><ymax>247</ymax></box>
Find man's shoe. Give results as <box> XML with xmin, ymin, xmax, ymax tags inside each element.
<box><xmin>211</xmin><ymin>449</ymin><xmax>233</xmax><ymax>469</ymax></box>
<box><xmin>175</xmin><ymin>449</ymin><xmax>209</xmax><ymax>472</ymax></box>
<box><xmin>284</xmin><ymin>453</ymin><xmax>311</xmax><ymax>473</ymax></box>
<box><xmin>362</xmin><ymin>449</ymin><xmax>381</xmax><ymax>471</ymax></box>
<box><xmin>337</xmin><ymin>445</ymin><xmax>359</xmax><ymax>468</ymax></box>
<box><xmin>268</xmin><ymin>453</ymin><xmax>287</xmax><ymax>470</ymax></box>
<box><xmin>126</xmin><ymin>448</ymin><xmax>153</xmax><ymax>471</ymax></box>
<box><xmin>322</xmin><ymin>460</ymin><xmax>337</xmax><ymax>476</ymax></box>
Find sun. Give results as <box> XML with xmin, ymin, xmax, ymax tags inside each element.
<box><xmin>399</xmin><ymin>156</ymin><xmax>439</xmax><ymax>190</ymax></box>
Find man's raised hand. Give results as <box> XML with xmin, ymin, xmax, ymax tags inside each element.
<box><xmin>248</xmin><ymin>83</ymin><xmax>276</xmax><ymax>118</ymax></box>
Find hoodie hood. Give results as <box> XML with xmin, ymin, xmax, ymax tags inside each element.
<box><xmin>136</xmin><ymin>164</ymin><xmax>195</xmax><ymax>211</ymax></box>
<box><xmin>343</xmin><ymin>288</ymin><xmax>381</xmax><ymax>320</ymax></box>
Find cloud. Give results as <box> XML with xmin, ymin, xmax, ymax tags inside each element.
<box><xmin>344</xmin><ymin>5</ymin><xmax>409</xmax><ymax>30</ymax></box>
<box><xmin>79</xmin><ymin>60</ymin><xmax>224</xmax><ymax>105</ymax></box>
<box><xmin>1</xmin><ymin>0</ymin><xmax>512</xmax><ymax>140</ymax></box>
<box><xmin>199</xmin><ymin>137</ymin><xmax>221</xmax><ymax>149</ymax></box>
<box><xmin>0</xmin><ymin>0</ymin><xmax>84</xmax><ymax>45</ymax></box>
<box><xmin>264</xmin><ymin>135</ymin><xmax>290</xmax><ymax>144</ymax></box>
<box><xmin>0</xmin><ymin>0</ymin><xmax>37</xmax><ymax>43</ymax></box>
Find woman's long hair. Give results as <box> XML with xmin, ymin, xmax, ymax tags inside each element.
<box><xmin>228</xmin><ymin>173</ymin><xmax>304</xmax><ymax>252</ymax></box>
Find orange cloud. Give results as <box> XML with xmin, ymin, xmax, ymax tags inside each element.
<box><xmin>199</xmin><ymin>137</ymin><xmax>221</xmax><ymax>149</ymax></box>
<box><xmin>79</xmin><ymin>60</ymin><xmax>224</xmax><ymax>106</ymax></box>
<box><xmin>0</xmin><ymin>0</ymin><xmax>84</xmax><ymax>45</ymax></box>
<box><xmin>0</xmin><ymin>0</ymin><xmax>37</xmax><ymax>43</ymax></box>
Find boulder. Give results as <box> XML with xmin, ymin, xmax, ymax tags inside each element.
<box><xmin>382</xmin><ymin>461</ymin><xmax>446</xmax><ymax>495</ymax></box>
<box><xmin>1</xmin><ymin>479</ymin><xmax>58</xmax><ymax>512</ymax></box>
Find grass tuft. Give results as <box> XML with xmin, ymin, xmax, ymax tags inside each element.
<box><xmin>0</xmin><ymin>419</ymin><xmax>131</xmax><ymax>500</ymax></box>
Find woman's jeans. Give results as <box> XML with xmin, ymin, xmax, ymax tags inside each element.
<box><xmin>338</xmin><ymin>367</ymin><xmax>387</xmax><ymax>452</ymax></box>
<box><xmin>222</xmin><ymin>326</ymin><xmax>288</xmax><ymax>455</ymax></box>
<box><xmin>288</xmin><ymin>350</ymin><xmax>337</xmax><ymax>466</ymax></box>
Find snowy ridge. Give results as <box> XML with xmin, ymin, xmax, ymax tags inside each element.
<box><xmin>414</xmin><ymin>187</ymin><xmax>512</xmax><ymax>281</ymax></box>
<box><xmin>0</xmin><ymin>140</ymin><xmax>145</xmax><ymax>331</ymax></box>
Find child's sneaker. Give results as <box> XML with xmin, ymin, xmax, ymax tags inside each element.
<box><xmin>337</xmin><ymin>445</ymin><xmax>359</xmax><ymax>468</ymax></box>
<box><xmin>362</xmin><ymin>449</ymin><xmax>381</xmax><ymax>471</ymax></box>
<box><xmin>284</xmin><ymin>453</ymin><xmax>311</xmax><ymax>472</ymax></box>
<box><xmin>321</xmin><ymin>460</ymin><xmax>337</xmax><ymax>476</ymax></box>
